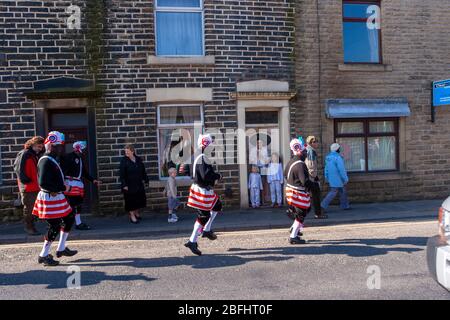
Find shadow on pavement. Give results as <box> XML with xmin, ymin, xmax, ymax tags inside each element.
<box><xmin>70</xmin><ymin>254</ymin><xmax>293</xmax><ymax>270</ymax></box>
<box><xmin>228</xmin><ymin>236</ymin><xmax>427</xmax><ymax>258</ymax></box>
<box><xmin>66</xmin><ymin>236</ymin><xmax>426</xmax><ymax>270</ymax></box>
<box><xmin>0</xmin><ymin>270</ymin><xmax>155</xmax><ymax>289</ymax></box>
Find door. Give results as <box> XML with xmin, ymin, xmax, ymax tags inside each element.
<box><xmin>245</xmin><ymin>110</ymin><xmax>282</xmax><ymax>207</ymax></box>
<box><xmin>48</xmin><ymin>109</ymin><xmax>92</xmax><ymax>213</ymax></box>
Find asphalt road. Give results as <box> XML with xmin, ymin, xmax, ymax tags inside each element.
<box><xmin>0</xmin><ymin>219</ymin><xmax>449</xmax><ymax>300</ymax></box>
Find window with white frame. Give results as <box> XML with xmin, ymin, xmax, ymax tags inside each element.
<box><xmin>155</xmin><ymin>0</ymin><xmax>204</xmax><ymax>56</ymax></box>
<box><xmin>158</xmin><ymin>104</ymin><xmax>203</xmax><ymax>179</ymax></box>
<box><xmin>334</xmin><ymin>118</ymin><xmax>399</xmax><ymax>172</ymax></box>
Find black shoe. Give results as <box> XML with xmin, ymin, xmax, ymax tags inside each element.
<box><xmin>202</xmin><ymin>231</ymin><xmax>217</xmax><ymax>240</ymax></box>
<box><xmin>289</xmin><ymin>227</ymin><xmax>303</xmax><ymax>237</ymax></box>
<box><xmin>38</xmin><ymin>255</ymin><xmax>59</xmax><ymax>266</ymax></box>
<box><xmin>289</xmin><ymin>237</ymin><xmax>306</xmax><ymax>245</ymax></box>
<box><xmin>184</xmin><ymin>241</ymin><xmax>202</xmax><ymax>256</ymax></box>
<box><xmin>56</xmin><ymin>247</ymin><xmax>78</xmax><ymax>258</ymax></box>
<box><xmin>314</xmin><ymin>214</ymin><xmax>328</xmax><ymax>219</ymax></box>
<box><xmin>75</xmin><ymin>223</ymin><xmax>91</xmax><ymax>230</ymax></box>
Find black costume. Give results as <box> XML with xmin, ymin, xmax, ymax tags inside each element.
<box><xmin>284</xmin><ymin>152</ymin><xmax>313</xmax><ymax>223</ymax></box>
<box><xmin>119</xmin><ymin>155</ymin><xmax>149</xmax><ymax>212</ymax></box>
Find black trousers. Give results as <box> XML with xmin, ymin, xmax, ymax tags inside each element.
<box><xmin>287</xmin><ymin>206</ymin><xmax>311</xmax><ymax>223</ymax></box>
<box><xmin>310</xmin><ymin>181</ymin><xmax>322</xmax><ymax>216</ymax></box>
<box><xmin>196</xmin><ymin>199</ymin><xmax>222</xmax><ymax>225</ymax></box>
<box><xmin>44</xmin><ymin>212</ymin><xmax>75</xmax><ymax>242</ymax></box>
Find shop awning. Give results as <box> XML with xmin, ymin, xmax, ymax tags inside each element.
<box><xmin>325</xmin><ymin>98</ymin><xmax>410</xmax><ymax>118</ymax></box>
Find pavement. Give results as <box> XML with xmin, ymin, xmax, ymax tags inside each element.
<box><xmin>0</xmin><ymin>199</ymin><xmax>442</xmax><ymax>245</ymax></box>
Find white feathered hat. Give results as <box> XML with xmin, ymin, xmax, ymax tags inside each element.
<box><xmin>290</xmin><ymin>138</ymin><xmax>305</xmax><ymax>154</ymax></box>
<box><xmin>198</xmin><ymin>133</ymin><xmax>212</xmax><ymax>149</ymax></box>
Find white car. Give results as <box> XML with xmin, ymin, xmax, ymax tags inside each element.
<box><xmin>427</xmin><ymin>197</ymin><xmax>450</xmax><ymax>291</ymax></box>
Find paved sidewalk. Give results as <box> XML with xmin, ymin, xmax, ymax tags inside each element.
<box><xmin>0</xmin><ymin>199</ymin><xmax>442</xmax><ymax>244</ymax></box>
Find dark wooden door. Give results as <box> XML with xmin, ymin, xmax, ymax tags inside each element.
<box><xmin>48</xmin><ymin>109</ymin><xmax>92</xmax><ymax>213</ymax></box>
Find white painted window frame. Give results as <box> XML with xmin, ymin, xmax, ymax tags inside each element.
<box><xmin>157</xmin><ymin>103</ymin><xmax>204</xmax><ymax>180</ymax></box>
<box><xmin>154</xmin><ymin>0</ymin><xmax>205</xmax><ymax>57</ymax></box>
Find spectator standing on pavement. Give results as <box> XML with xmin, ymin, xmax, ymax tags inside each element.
<box><xmin>305</xmin><ymin>136</ymin><xmax>327</xmax><ymax>219</ymax></box>
<box><xmin>165</xmin><ymin>167</ymin><xmax>180</xmax><ymax>223</ymax></box>
<box><xmin>321</xmin><ymin>143</ymin><xmax>351</xmax><ymax>212</ymax></box>
<box><xmin>119</xmin><ymin>144</ymin><xmax>149</xmax><ymax>224</ymax></box>
<box><xmin>14</xmin><ymin>136</ymin><xmax>45</xmax><ymax>235</ymax></box>
<box><xmin>267</xmin><ymin>153</ymin><xmax>283</xmax><ymax>207</ymax></box>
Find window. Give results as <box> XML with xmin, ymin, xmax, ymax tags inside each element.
<box><xmin>158</xmin><ymin>104</ymin><xmax>203</xmax><ymax>179</ymax></box>
<box><xmin>155</xmin><ymin>0</ymin><xmax>204</xmax><ymax>56</ymax></box>
<box><xmin>342</xmin><ymin>1</ymin><xmax>381</xmax><ymax>63</ymax></box>
<box><xmin>335</xmin><ymin>119</ymin><xmax>398</xmax><ymax>172</ymax></box>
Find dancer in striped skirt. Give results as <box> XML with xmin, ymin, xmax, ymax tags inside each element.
<box><xmin>33</xmin><ymin>131</ymin><xmax>78</xmax><ymax>266</ymax></box>
<box><xmin>185</xmin><ymin>134</ymin><xmax>222</xmax><ymax>256</ymax></box>
<box><xmin>284</xmin><ymin>138</ymin><xmax>313</xmax><ymax>244</ymax></box>
<box><xmin>61</xmin><ymin>141</ymin><xmax>101</xmax><ymax>230</ymax></box>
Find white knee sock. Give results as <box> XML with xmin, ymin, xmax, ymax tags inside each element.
<box><xmin>203</xmin><ymin>211</ymin><xmax>218</xmax><ymax>232</ymax></box>
<box><xmin>290</xmin><ymin>220</ymin><xmax>301</xmax><ymax>238</ymax></box>
<box><xmin>189</xmin><ymin>221</ymin><xmax>203</xmax><ymax>243</ymax></box>
<box><xmin>57</xmin><ymin>232</ymin><xmax>69</xmax><ymax>252</ymax></box>
<box><xmin>39</xmin><ymin>240</ymin><xmax>52</xmax><ymax>257</ymax></box>
<box><xmin>75</xmin><ymin>214</ymin><xmax>82</xmax><ymax>226</ymax></box>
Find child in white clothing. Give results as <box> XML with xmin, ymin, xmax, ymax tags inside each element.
<box><xmin>267</xmin><ymin>153</ymin><xmax>283</xmax><ymax>207</ymax></box>
<box><xmin>165</xmin><ymin>168</ymin><xmax>180</xmax><ymax>223</ymax></box>
<box><xmin>248</xmin><ymin>166</ymin><xmax>263</xmax><ymax>208</ymax></box>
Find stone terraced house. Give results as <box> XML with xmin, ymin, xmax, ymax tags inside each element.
<box><xmin>0</xmin><ymin>0</ymin><xmax>449</xmax><ymax>221</ymax></box>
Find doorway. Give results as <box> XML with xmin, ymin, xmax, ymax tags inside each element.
<box><xmin>47</xmin><ymin>109</ymin><xmax>92</xmax><ymax>212</ymax></box>
<box><xmin>245</xmin><ymin>110</ymin><xmax>282</xmax><ymax>207</ymax></box>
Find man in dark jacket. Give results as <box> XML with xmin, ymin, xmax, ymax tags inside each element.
<box><xmin>284</xmin><ymin>138</ymin><xmax>313</xmax><ymax>244</ymax></box>
<box><xmin>61</xmin><ymin>141</ymin><xmax>100</xmax><ymax>230</ymax></box>
<box><xmin>15</xmin><ymin>136</ymin><xmax>44</xmax><ymax>235</ymax></box>
<box><xmin>185</xmin><ymin>134</ymin><xmax>222</xmax><ymax>256</ymax></box>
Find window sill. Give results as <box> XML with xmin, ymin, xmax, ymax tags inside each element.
<box><xmin>147</xmin><ymin>55</ymin><xmax>215</xmax><ymax>66</ymax></box>
<box><xmin>348</xmin><ymin>171</ymin><xmax>412</xmax><ymax>182</ymax></box>
<box><xmin>149</xmin><ymin>179</ymin><xmax>193</xmax><ymax>188</ymax></box>
<box><xmin>338</xmin><ymin>64</ymin><xmax>393</xmax><ymax>72</ymax></box>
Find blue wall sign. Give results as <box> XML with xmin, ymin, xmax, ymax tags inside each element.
<box><xmin>433</xmin><ymin>79</ymin><xmax>450</xmax><ymax>106</ymax></box>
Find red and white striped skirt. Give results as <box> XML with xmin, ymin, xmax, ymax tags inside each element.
<box><xmin>64</xmin><ymin>178</ymin><xmax>84</xmax><ymax>197</ymax></box>
<box><xmin>187</xmin><ymin>184</ymin><xmax>219</xmax><ymax>211</ymax></box>
<box><xmin>32</xmin><ymin>191</ymin><xmax>72</xmax><ymax>219</ymax></box>
<box><xmin>285</xmin><ymin>184</ymin><xmax>311</xmax><ymax>210</ymax></box>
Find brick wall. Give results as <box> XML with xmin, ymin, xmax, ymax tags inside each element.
<box><xmin>0</xmin><ymin>0</ymin><xmax>90</xmax><ymax>219</ymax></box>
<box><xmin>295</xmin><ymin>0</ymin><xmax>450</xmax><ymax>203</ymax></box>
<box><xmin>0</xmin><ymin>0</ymin><xmax>296</xmax><ymax>217</ymax></box>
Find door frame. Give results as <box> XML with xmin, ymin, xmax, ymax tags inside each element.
<box><xmin>34</xmin><ymin>98</ymin><xmax>99</xmax><ymax>210</ymax></box>
<box><xmin>237</xmin><ymin>103</ymin><xmax>291</xmax><ymax>208</ymax></box>
<box><xmin>234</xmin><ymin>80</ymin><xmax>295</xmax><ymax>208</ymax></box>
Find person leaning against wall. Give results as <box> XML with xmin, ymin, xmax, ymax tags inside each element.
<box><xmin>119</xmin><ymin>144</ymin><xmax>149</xmax><ymax>224</ymax></box>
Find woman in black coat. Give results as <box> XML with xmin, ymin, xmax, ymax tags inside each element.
<box><xmin>119</xmin><ymin>144</ymin><xmax>149</xmax><ymax>224</ymax></box>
